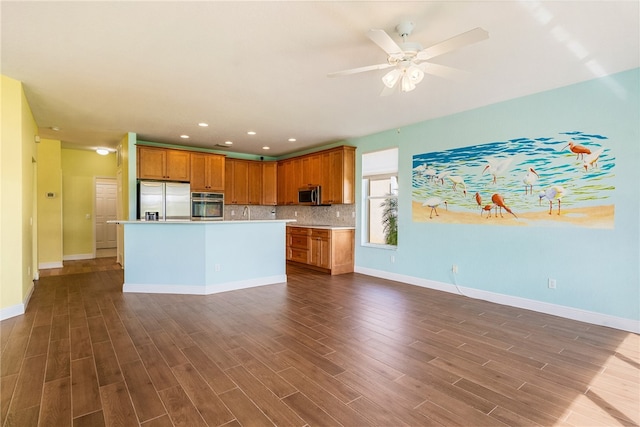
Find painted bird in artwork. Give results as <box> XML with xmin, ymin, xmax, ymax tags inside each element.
<box><xmin>482</xmin><ymin>157</ymin><xmax>513</xmax><ymax>184</ymax></box>
<box><xmin>562</xmin><ymin>141</ymin><xmax>591</xmax><ymax>160</ymax></box>
<box><xmin>522</xmin><ymin>167</ymin><xmax>540</xmax><ymax>195</ymax></box>
<box><xmin>422</xmin><ymin>197</ymin><xmax>448</xmax><ymax>219</ymax></box>
<box><xmin>475</xmin><ymin>192</ymin><xmax>493</xmax><ymax>217</ymax></box>
<box><xmin>447</xmin><ymin>176</ymin><xmax>468</xmax><ymax>196</ymax></box>
<box><xmin>491</xmin><ymin>193</ymin><xmax>517</xmax><ymax>218</ymax></box>
<box><xmin>539</xmin><ymin>186</ymin><xmax>566</xmax><ymax>215</ymax></box>
<box><xmin>583</xmin><ymin>147</ymin><xmax>604</xmax><ymax>171</ymax></box>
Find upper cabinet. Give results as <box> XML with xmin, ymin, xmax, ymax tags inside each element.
<box><xmin>320</xmin><ymin>146</ymin><xmax>355</xmax><ymax>205</ymax></box>
<box><xmin>137</xmin><ymin>146</ymin><xmax>190</xmax><ymax>181</ymax></box>
<box><xmin>278</xmin><ymin>146</ymin><xmax>355</xmax><ymax>205</ymax></box>
<box><xmin>226</xmin><ymin>159</ymin><xmax>278</xmax><ymax>206</ymax></box>
<box><xmin>191</xmin><ymin>153</ymin><xmax>225</xmax><ymax>192</ymax></box>
<box><xmin>262</xmin><ymin>162</ymin><xmax>278</xmax><ymax>206</ymax></box>
<box><xmin>277</xmin><ymin>158</ymin><xmax>301</xmax><ymax>205</ymax></box>
<box><xmin>225</xmin><ymin>158</ymin><xmax>250</xmax><ymax>205</ymax></box>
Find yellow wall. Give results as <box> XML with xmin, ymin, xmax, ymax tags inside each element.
<box><xmin>116</xmin><ymin>133</ymin><xmax>133</xmax><ymax>265</ymax></box>
<box><xmin>37</xmin><ymin>139</ymin><xmax>63</xmax><ymax>266</ymax></box>
<box><xmin>61</xmin><ymin>148</ymin><xmax>116</xmax><ymax>257</ymax></box>
<box><xmin>0</xmin><ymin>75</ymin><xmax>38</xmax><ymax>316</ymax></box>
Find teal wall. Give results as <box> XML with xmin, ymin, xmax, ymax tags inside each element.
<box><xmin>350</xmin><ymin>68</ymin><xmax>639</xmax><ymax>323</ymax></box>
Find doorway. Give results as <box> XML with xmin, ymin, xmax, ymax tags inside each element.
<box><xmin>95</xmin><ymin>178</ymin><xmax>117</xmax><ymax>257</ymax></box>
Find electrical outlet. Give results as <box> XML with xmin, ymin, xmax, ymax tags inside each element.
<box><xmin>215</xmin><ymin>264</ymin><xmax>221</xmax><ymax>272</ymax></box>
<box><xmin>452</xmin><ymin>264</ymin><xmax>458</xmax><ymax>274</ymax></box>
<box><xmin>294</xmin><ymin>211</ymin><xmax>297</xmax><ymax>217</ymax></box>
<box><xmin>390</xmin><ymin>255</ymin><xmax>395</xmax><ymax>263</ymax></box>
<box><xmin>548</xmin><ymin>278</ymin><xmax>557</xmax><ymax>289</ymax></box>
<box><xmin>336</xmin><ymin>211</ymin><xmax>340</xmax><ymax>217</ymax></box>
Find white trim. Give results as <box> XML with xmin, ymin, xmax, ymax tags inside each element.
<box><xmin>0</xmin><ymin>282</ymin><xmax>34</xmax><ymax>321</ymax></box>
<box><xmin>355</xmin><ymin>266</ymin><xmax>640</xmax><ymax>334</ymax></box>
<box><xmin>123</xmin><ymin>274</ymin><xmax>287</xmax><ymax>295</ymax></box>
<box><xmin>63</xmin><ymin>253</ymin><xmax>94</xmax><ymax>261</ymax></box>
<box><xmin>39</xmin><ymin>261</ymin><xmax>63</xmax><ymax>269</ymax></box>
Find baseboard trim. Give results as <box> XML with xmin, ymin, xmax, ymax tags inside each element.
<box><xmin>0</xmin><ymin>282</ymin><xmax>34</xmax><ymax>321</ymax></box>
<box><xmin>123</xmin><ymin>274</ymin><xmax>287</xmax><ymax>295</ymax></box>
<box><xmin>63</xmin><ymin>253</ymin><xmax>94</xmax><ymax>261</ymax></box>
<box><xmin>39</xmin><ymin>261</ymin><xmax>63</xmax><ymax>269</ymax></box>
<box><xmin>355</xmin><ymin>266</ymin><xmax>639</xmax><ymax>334</ymax></box>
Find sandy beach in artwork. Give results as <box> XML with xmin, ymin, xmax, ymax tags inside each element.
<box><xmin>412</xmin><ymin>202</ymin><xmax>614</xmax><ymax>229</ymax></box>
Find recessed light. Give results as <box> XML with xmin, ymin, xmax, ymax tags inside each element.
<box><xmin>288</xmin><ymin>138</ymin><xmax>297</xmax><ymax>142</ymax></box>
<box><xmin>198</xmin><ymin>123</ymin><xmax>208</xmax><ymax>127</ymax></box>
<box><xmin>180</xmin><ymin>135</ymin><xmax>190</xmax><ymax>139</ymax></box>
<box><xmin>247</xmin><ymin>131</ymin><xmax>256</xmax><ymax>135</ymax></box>
<box><xmin>224</xmin><ymin>141</ymin><xmax>233</xmax><ymax>145</ymax></box>
<box><xmin>96</xmin><ymin>148</ymin><xmax>109</xmax><ymax>156</ymax></box>
<box><xmin>262</xmin><ymin>146</ymin><xmax>270</xmax><ymax>150</ymax></box>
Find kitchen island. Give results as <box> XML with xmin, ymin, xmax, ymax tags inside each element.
<box><xmin>114</xmin><ymin>220</ymin><xmax>294</xmax><ymax>295</ymax></box>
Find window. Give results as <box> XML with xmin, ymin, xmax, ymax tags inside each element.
<box><xmin>362</xmin><ymin>148</ymin><xmax>398</xmax><ymax>246</ymax></box>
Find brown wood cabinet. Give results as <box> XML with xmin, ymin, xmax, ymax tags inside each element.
<box><xmin>261</xmin><ymin>162</ymin><xmax>278</xmax><ymax>205</ymax></box>
<box><xmin>226</xmin><ymin>159</ymin><xmax>278</xmax><ymax>205</ymax></box>
<box><xmin>277</xmin><ymin>145</ymin><xmax>355</xmax><ymax>205</ymax></box>
<box><xmin>190</xmin><ymin>152</ymin><xmax>225</xmax><ymax>192</ymax></box>
<box><xmin>309</xmin><ymin>228</ymin><xmax>331</xmax><ymax>269</ymax></box>
<box><xmin>301</xmin><ymin>154</ymin><xmax>321</xmax><ymax>187</ymax></box>
<box><xmin>319</xmin><ymin>146</ymin><xmax>356</xmax><ymax>204</ymax></box>
<box><xmin>277</xmin><ymin>158</ymin><xmax>300</xmax><ymax>205</ymax></box>
<box><xmin>137</xmin><ymin>146</ymin><xmax>190</xmax><ymax>181</ymax></box>
<box><xmin>248</xmin><ymin>161</ymin><xmax>262</xmax><ymax>205</ymax></box>
<box><xmin>225</xmin><ymin>158</ymin><xmax>249</xmax><ymax>204</ymax></box>
<box><xmin>286</xmin><ymin>226</ymin><xmax>354</xmax><ymax>275</ymax></box>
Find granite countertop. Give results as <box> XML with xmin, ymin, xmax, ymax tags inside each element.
<box><xmin>286</xmin><ymin>224</ymin><xmax>355</xmax><ymax>230</ymax></box>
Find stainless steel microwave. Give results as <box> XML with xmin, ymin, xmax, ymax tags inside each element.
<box><xmin>298</xmin><ymin>185</ymin><xmax>321</xmax><ymax>205</ymax></box>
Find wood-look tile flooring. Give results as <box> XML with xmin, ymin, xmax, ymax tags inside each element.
<box><xmin>1</xmin><ymin>259</ymin><xmax>638</xmax><ymax>426</ymax></box>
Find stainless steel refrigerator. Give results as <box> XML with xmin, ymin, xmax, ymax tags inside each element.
<box><xmin>138</xmin><ymin>181</ymin><xmax>191</xmax><ymax>220</ymax></box>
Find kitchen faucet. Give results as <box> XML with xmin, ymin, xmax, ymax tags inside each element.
<box><xmin>242</xmin><ymin>205</ymin><xmax>251</xmax><ymax>220</ymax></box>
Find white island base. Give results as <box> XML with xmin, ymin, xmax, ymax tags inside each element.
<box><xmin>119</xmin><ymin>220</ymin><xmax>292</xmax><ymax>295</ymax></box>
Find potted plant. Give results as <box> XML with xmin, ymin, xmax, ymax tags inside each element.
<box><xmin>380</xmin><ymin>196</ymin><xmax>397</xmax><ymax>246</ymax></box>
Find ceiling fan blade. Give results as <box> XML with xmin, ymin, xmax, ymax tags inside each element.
<box><xmin>420</xmin><ymin>62</ymin><xmax>469</xmax><ymax>80</ymax></box>
<box><xmin>367</xmin><ymin>29</ymin><xmax>403</xmax><ymax>56</ymax></box>
<box><xmin>327</xmin><ymin>62</ymin><xmax>393</xmax><ymax>78</ymax></box>
<box><xmin>416</xmin><ymin>27</ymin><xmax>489</xmax><ymax>61</ymax></box>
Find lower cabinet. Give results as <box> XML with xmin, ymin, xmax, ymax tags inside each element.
<box><xmin>286</xmin><ymin>226</ymin><xmax>354</xmax><ymax>275</ymax></box>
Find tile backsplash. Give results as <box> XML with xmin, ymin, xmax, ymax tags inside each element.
<box><xmin>276</xmin><ymin>205</ymin><xmax>356</xmax><ymax>226</ymax></box>
<box><xmin>223</xmin><ymin>204</ymin><xmax>355</xmax><ymax>226</ymax></box>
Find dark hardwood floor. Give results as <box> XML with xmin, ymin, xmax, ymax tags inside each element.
<box><xmin>1</xmin><ymin>258</ymin><xmax>638</xmax><ymax>426</ymax></box>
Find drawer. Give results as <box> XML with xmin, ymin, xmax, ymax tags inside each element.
<box><xmin>290</xmin><ymin>235</ymin><xmax>309</xmax><ymax>249</ymax></box>
<box><xmin>290</xmin><ymin>248</ymin><xmax>309</xmax><ymax>263</ymax></box>
<box><xmin>311</xmin><ymin>229</ymin><xmax>330</xmax><ymax>239</ymax></box>
<box><xmin>288</xmin><ymin>227</ymin><xmax>310</xmax><ymax>236</ymax></box>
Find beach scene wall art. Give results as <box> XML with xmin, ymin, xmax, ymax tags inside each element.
<box><xmin>412</xmin><ymin>131</ymin><xmax>615</xmax><ymax>228</ymax></box>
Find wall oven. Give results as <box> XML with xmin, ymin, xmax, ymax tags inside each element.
<box><xmin>191</xmin><ymin>192</ymin><xmax>224</xmax><ymax>220</ymax></box>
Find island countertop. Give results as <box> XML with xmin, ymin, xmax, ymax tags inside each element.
<box><xmin>116</xmin><ymin>219</ymin><xmax>291</xmax><ymax>295</ymax></box>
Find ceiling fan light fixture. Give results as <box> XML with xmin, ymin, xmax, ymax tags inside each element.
<box><xmin>382</xmin><ymin>68</ymin><xmax>401</xmax><ymax>88</ymax></box>
<box><xmin>407</xmin><ymin>65</ymin><xmax>424</xmax><ymax>84</ymax></box>
<box><xmin>400</xmin><ymin>75</ymin><xmax>417</xmax><ymax>92</ymax></box>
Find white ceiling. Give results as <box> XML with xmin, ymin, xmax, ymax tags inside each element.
<box><xmin>2</xmin><ymin>1</ymin><xmax>638</xmax><ymax>157</ymax></box>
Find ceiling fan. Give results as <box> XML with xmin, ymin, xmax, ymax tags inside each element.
<box><xmin>328</xmin><ymin>21</ymin><xmax>489</xmax><ymax>94</ymax></box>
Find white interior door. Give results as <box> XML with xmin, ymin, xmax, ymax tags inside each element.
<box><xmin>96</xmin><ymin>178</ymin><xmax>117</xmax><ymax>249</ymax></box>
